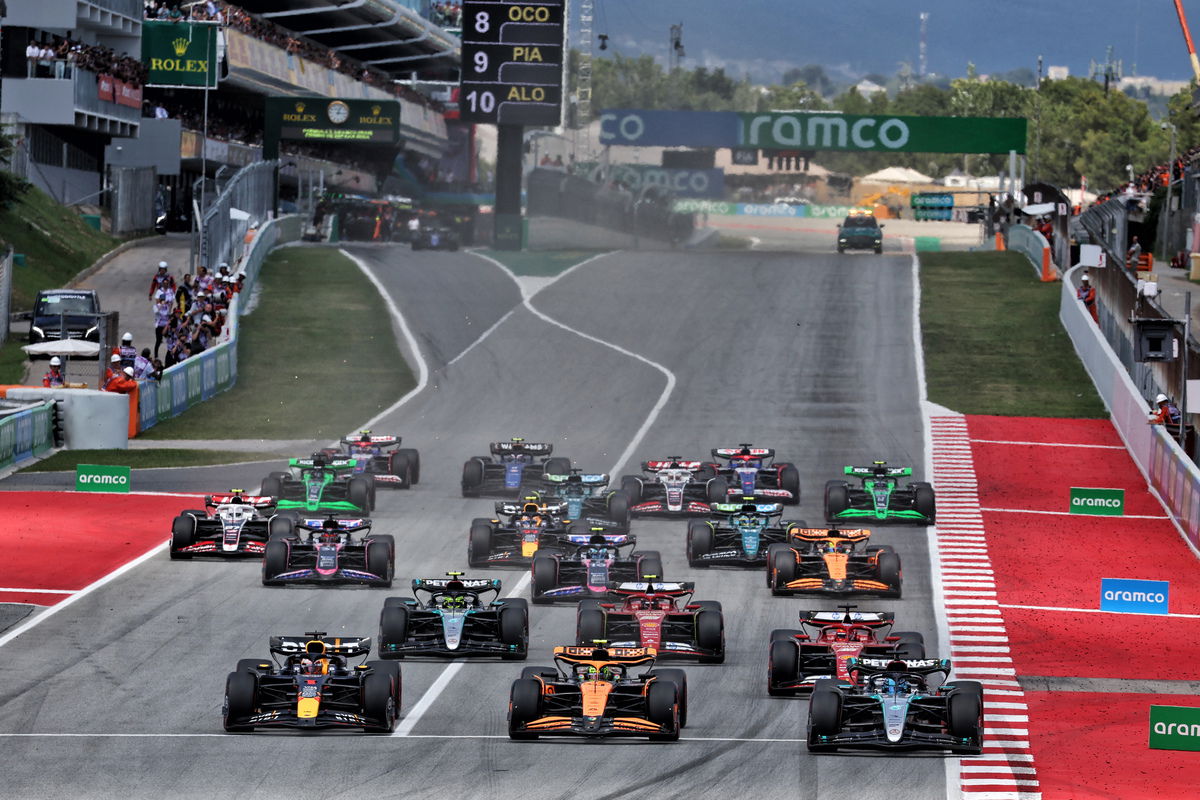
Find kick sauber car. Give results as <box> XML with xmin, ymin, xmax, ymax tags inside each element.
<box><xmin>468</xmin><ymin>497</ymin><xmax>573</xmax><ymax>568</ymax></box>
<box><xmin>262</xmin><ymin>455</ymin><xmax>375</xmax><ymax>515</ymax></box>
<box><xmin>222</xmin><ymin>632</ymin><xmax>400</xmax><ymax>733</ymax></box>
<box><xmin>508</xmin><ymin>645</ymin><xmax>688</xmax><ymax>740</ymax></box>
<box><xmin>686</xmin><ymin>499</ymin><xmax>804</xmax><ymax>568</ymax></box>
<box><xmin>530</xmin><ymin>532</ymin><xmax>664</xmax><ymax>604</ymax></box>
<box><xmin>321</xmin><ymin>431</ymin><xmax>420</xmax><ymax>489</ymax></box>
<box><xmin>768</xmin><ymin>607</ymin><xmax>925</xmax><ymax>696</ymax></box>
<box><xmin>378</xmin><ymin>573</ymin><xmax>528</xmax><ymax>660</ymax></box>
<box><xmin>262</xmin><ymin>517</ymin><xmax>394</xmax><ymax>587</ymax></box>
<box><xmin>807</xmin><ymin>658</ymin><xmax>983</xmax><ymax>754</ymax></box>
<box><xmin>621</xmin><ymin>458</ymin><xmax>724</xmax><ymax>516</ymax></box>
<box><xmin>576</xmin><ymin>582</ymin><xmax>724</xmax><ymax>663</ymax></box>
<box><xmin>169</xmin><ymin>491</ymin><xmax>283</xmax><ymax>559</ymax></box>
<box><xmin>825</xmin><ymin>461</ymin><xmax>936</xmax><ymax>524</ymax></box>
<box><xmin>766</xmin><ymin>527</ymin><xmax>901</xmax><ymax>598</ymax></box>
<box><xmin>461</xmin><ymin>438</ymin><xmax>571</xmax><ymax>498</ymax></box>
<box><xmin>706</xmin><ymin>444</ymin><xmax>800</xmax><ymax>505</ymax></box>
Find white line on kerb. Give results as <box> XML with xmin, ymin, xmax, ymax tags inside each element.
<box><xmin>980</xmin><ymin>506</ymin><xmax>1167</xmax><ymax>520</ymax></box>
<box><xmin>0</xmin><ymin>587</ymin><xmax>75</xmax><ymax>595</ymax></box>
<box><xmin>970</xmin><ymin>438</ymin><xmax>1125</xmax><ymax>449</ymax></box>
<box><xmin>999</xmin><ymin>602</ymin><xmax>1200</xmax><ymax>619</ymax></box>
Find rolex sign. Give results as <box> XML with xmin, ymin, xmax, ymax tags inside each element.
<box><xmin>142</xmin><ymin>21</ymin><xmax>219</xmax><ymax>89</ymax></box>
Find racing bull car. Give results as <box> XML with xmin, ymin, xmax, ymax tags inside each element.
<box><xmin>807</xmin><ymin>658</ymin><xmax>983</xmax><ymax>754</ymax></box>
<box><xmin>169</xmin><ymin>491</ymin><xmax>284</xmax><ymax>559</ymax></box>
<box><xmin>468</xmin><ymin>498</ymin><xmax>574</xmax><ymax>568</ymax></box>
<box><xmin>530</xmin><ymin>532</ymin><xmax>664</xmax><ymax>604</ymax></box>
<box><xmin>222</xmin><ymin>632</ymin><xmax>400</xmax><ymax>733</ymax></box>
<box><xmin>508</xmin><ymin>645</ymin><xmax>687</xmax><ymax>740</ymax></box>
<box><xmin>378</xmin><ymin>573</ymin><xmax>528</xmax><ymax>660</ymax></box>
<box><xmin>621</xmin><ymin>458</ymin><xmax>724</xmax><ymax>517</ymax></box>
<box><xmin>262</xmin><ymin>455</ymin><xmax>375</xmax><ymax>515</ymax></box>
<box><xmin>766</xmin><ymin>527</ymin><xmax>901</xmax><ymax>598</ymax></box>
<box><xmin>706</xmin><ymin>444</ymin><xmax>800</xmax><ymax>505</ymax></box>
<box><xmin>686</xmin><ymin>499</ymin><xmax>804</xmax><ymax>568</ymax></box>
<box><xmin>262</xmin><ymin>517</ymin><xmax>394</xmax><ymax>587</ymax></box>
<box><xmin>825</xmin><ymin>462</ymin><xmax>936</xmax><ymax>524</ymax></box>
<box><xmin>461</xmin><ymin>438</ymin><xmax>571</xmax><ymax>498</ymax></box>
<box><xmin>576</xmin><ymin>582</ymin><xmax>724</xmax><ymax>663</ymax></box>
<box><xmin>768</xmin><ymin>607</ymin><xmax>925</xmax><ymax>696</ymax></box>
<box><xmin>540</xmin><ymin>468</ymin><xmax>632</xmax><ymax>532</ymax></box>
<box><xmin>321</xmin><ymin>431</ymin><xmax>420</xmax><ymax>489</ymax></box>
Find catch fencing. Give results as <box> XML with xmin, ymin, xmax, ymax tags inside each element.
<box><xmin>526</xmin><ymin>168</ymin><xmax>695</xmax><ymax>244</ymax></box>
<box><xmin>0</xmin><ymin>247</ymin><xmax>12</xmax><ymax>346</ymax></box>
<box><xmin>109</xmin><ymin>166</ymin><xmax>157</xmax><ymax>236</ymax></box>
<box><xmin>197</xmin><ymin>160</ymin><xmax>277</xmax><ymax>271</ymax></box>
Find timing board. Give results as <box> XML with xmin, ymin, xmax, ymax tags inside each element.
<box><xmin>459</xmin><ymin>0</ymin><xmax>564</xmax><ymax>125</ymax></box>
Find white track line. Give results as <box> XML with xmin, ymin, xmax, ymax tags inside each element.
<box><xmin>980</xmin><ymin>506</ymin><xmax>1167</xmax><ymax>520</ymax></box>
<box><xmin>969</xmin><ymin>438</ymin><xmax>1124</xmax><ymax>449</ymax></box>
<box><xmin>999</xmin><ymin>603</ymin><xmax>1200</xmax><ymax>619</ymax></box>
<box><xmin>0</xmin><ymin>587</ymin><xmax>75</xmax><ymax>595</ymax></box>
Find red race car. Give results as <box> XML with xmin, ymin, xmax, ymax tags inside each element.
<box><xmin>575</xmin><ymin>581</ymin><xmax>724</xmax><ymax>663</ymax></box>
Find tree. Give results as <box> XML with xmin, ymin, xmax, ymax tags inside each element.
<box><xmin>0</xmin><ymin>129</ymin><xmax>29</xmax><ymax>211</ymax></box>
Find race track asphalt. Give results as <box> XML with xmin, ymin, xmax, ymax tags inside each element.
<box><xmin>0</xmin><ymin>243</ymin><xmax>943</xmax><ymax>800</ymax></box>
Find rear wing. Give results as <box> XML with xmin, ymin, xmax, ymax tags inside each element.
<box><xmin>712</xmin><ymin>445</ymin><xmax>774</xmax><ymax>460</ymax></box>
<box><xmin>206</xmin><ymin>494</ymin><xmax>274</xmax><ymax>508</ymax></box>
<box><xmin>412</xmin><ymin>577</ymin><xmax>501</xmax><ymax>593</ymax></box>
<box><xmin>269</xmin><ymin>634</ymin><xmax>372</xmax><ymax>658</ymax></box>
<box><xmin>710</xmin><ymin>500</ymin><xmax>784</xmax><ymax>516</ymax></box>
<box><xmin>844</xmin><ymin>464</ymin><xmax>912</xmax><ymax>478</ymax></box>
<box><xmin>801</xmin><ymin>610</ymin><xmax>894</xmax><ymax>626</ymax></box>
<box><xmin>340</xmin><ymin>435</ymin><xmax>400</xmax><ymax>448</ymax></box>
<box><xmin>554</xmin><ymin>645</ymin><xmax>658</xmax><ymax>665</ymax></box>
<box><xmin>491</xmin><ymin>440</ymin><xmax>552</xmax><ymax>456</ymax></box>
<box><xmin>495</xmin><ymin>500</ymin><xmax>568</xmax><ymax>517</ymax></box>
<box><xmin>295</xmin><ymin>517</ymin><xmax>371</xmax><ymax>531</ymax></box>
<box><xmin>565</xmin><ymin>533</ymin><xmax>633</xmax><ymax>546</ymax></box>
<box><xmin>609</xmin><ymin>581</ymin><xmax>695</xmax><ymax>596</ymax></box>
<box><xmin>291</xmin><ymin>456</ymin><xmax>357</xmax><ymax>470</ymax></box>
<box><xmin>848</xmin><ymin>657</ymin><xmax>951</xmax><ymax>678</ymax></box>
<box><xmin>787</xmin><ymin>527</ymin><xmax>871</xmax><ymax>543</ymax></box>
<box><xmin>644</xmin><ymin>459</ymin><xmax>702</xmax><ymax>471</ymax></box>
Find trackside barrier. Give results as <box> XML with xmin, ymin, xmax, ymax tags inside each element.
<box><xmin>0</xmin><ymin>400</ymin><xmax>54</xmax><ymax>471</ymax></box>
<box><xmin>1006</xmin><ymin>224</ymin><xmax>1057</xmax><ymax>282</ymax></box>
<box><xmin>1060</xmin><ymin>264</ymin><xmax>1200</xmax><ymax>552</ymax></box>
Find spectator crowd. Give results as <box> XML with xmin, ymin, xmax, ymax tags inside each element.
<box><xmin>25</xmin><ymin>36</ymin><xmax>147</xmax><ymax>85</ymax></box>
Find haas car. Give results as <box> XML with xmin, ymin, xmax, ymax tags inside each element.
<box><xmin>169</xmin><ymin>491</ymin><xmax>283</xmax><ymax>559</ymax></box>
<box><xmin>378</xmin><ymin>573</ymin><xmax>527</xmax><ymax>660</ymax></box>
<box><xmin>322</xmin><ymin>431</ymin><xmax>420</xmax><ymax>489</ymax></box>
<box><xmin>807</xmin><ymin>658</ymin><xmax>983</xmax><ymax>754</ymax></box>
<box><xmin>531</xmin><ymin>531</ymin><xmax>664</xmax><ymax>604</ymax></box>
<box><xmin>540</xmin><ymin>468</ymin><xmax>632</xmax><ymax>532</ymax></box>
<box><xmin>687</xmin><ymin>499</ymin><xmax>804</xmax><ymax>568</ymax></box>
<box><xmin>461</xmin><ymin>438</ymin><xmax>571</xmax><ymax>498</ymax></box>
<box><xmin>621</xmin><ymin>458</ymin><xmax>724</xmax><ymax>517</ymax></box>
<box><xmin>222</xmin><ymin>632</ymin><xmax>400</xmax><ymax>733</ymax></box>
<box><xmin>768</xmin><ymin>607</ymin><xmax>925</xmax><ymax>696</ymax></box>
<box><xmin>766</xmin><ymin>527</ymin><xmax>901</xmax><ymax>598</ymax></box>
<box><xmin>508</xmin><ymin>645</ymin><xmax>688</xmax><ymax>741</ymax></box>
<box><xmin>707</xmin><ymin>444</ymin><xmax>800</xmax><ymax>505</ymax></box>
<box><xmin>468</xmin><ymin>497</ymin><xmax>574</xmax><ymax>568</ymax></box>
<box><xmin>262</xmin><ymin>517</ymin><xmax>394</xmax><ymax>587</ymax></box>
<box><xmin>262</xmin><ymin>455</ymin><xmax>375</xmax><ymax>515</ymax></box>
<box><xmin>825</xmin><ymin>461</ymin><xmax>936</xmax><ymax>524</ymax></box>
<box><xmin>576</xmin><ymin>582</ymin><xmax>724</xmax><ymax>663</ymax></box>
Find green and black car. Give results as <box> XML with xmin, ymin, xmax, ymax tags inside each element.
<box><xmin>824</xmin><ymin>462</ymin><xmax>935</xmax><ymax>524</ymax></box>
<box><xmin>262</xmin><ymin>455</ymin><xmax>375</xmax><ymax>515</ymax></box>
<box><xmin>836</xmin><ymin>214</ymin><xmax>884</xmax><ymax>254</ymax></box>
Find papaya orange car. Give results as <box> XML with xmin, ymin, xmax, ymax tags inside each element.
<box><xmin>765</xmin><ymin>527</ymin><xmax>901</xmax><ymax>598</ymax></box>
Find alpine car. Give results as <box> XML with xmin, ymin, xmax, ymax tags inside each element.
<box><xmin>766</xmin><ymin>527</ymin><xmax>901</xmax><ymax>598</ymax></box>
<box><xmin>169</xmin><ymin>491</ymin><xmax>284</xmax><ymax>559</ymax></box>
<box><xmin>262</xmin><ymin>455</ymin><xmax>375</xmax><ymax>516</ymax></box>
<box><xmin>468</xmin><ymin>498</ymin><xmax>573</xmax><ymax>568</ymax></box>
<box><xmin>768</xmin><ymin>607</ymin><xmax>925</xmax><ymax>696</ymax></box>
<box><xmin>262</xmin><ymin>517</ymin><xmax>394</xmax><ymax>587</ymax></box>
<box><xmin>222</xmin><ymin>632</ymin><xmax>400</xmax><ymax>733</ymax></box>
<box><xmin>825</xmin><ymin>461</ymin><xmax>936</xmax><ymax>524</ymax></box>
<box><xmin>836</xmin><ymin>213</ymin><xmax>884</xmax><ymax>254</ymax></box>
<box><xmin>461</xmin><ymin>438</ymin><xmax>571</xmax><ymax>498</ymax></box>
<box><xmin>576</xmin><ymin>582</ymin><xmax>724</xmax><ymax>663</ymax></box>
<box><xmin>322</xmin><ymin>431</ymin><xmax>420</xmax><ymax>489</ymax></box>
<box><xmin>686</xmin><ymin>499</ymin><xmax>804</xmax><ymax>568</ymax></box>
<box><xmin>706</xmin><ymin>444</ymin><xmax>800</xmax><ymax>505</ymax></box>
<box><xmin>531</xmin><ymin>532</ymin><xmax>663</xmax><ymax>604</ymax></box>
<box><xmin>807</xmin><ymin>658</ymin><xmax>983</xmax><ymax>754</ymax></box>
<box><xmin>540</xmin><ymin>468</ymin><xmax>632</xmax><ymax>532</ymax></box>
<box><xmin>508</xmin><ymin>645</ymin><xmax>687</xmax><ymax>740</ymax></box>
<box><xmin>378</xmin><ymin>573</ymin><xmax>528</xmax><ymax>660</ymax></box>
<box><xmin>621</xmin><ymin>458</ymin><xmax>724</xmax><ymax>517</ymax></box>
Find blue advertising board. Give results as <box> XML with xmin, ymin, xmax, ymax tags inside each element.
<box><xmin>1100</xmin><ymin>578</ymin><xmax>1169</xmax><ymax>614</ymax></box>
<box><xmin>608</xmin><ymin>164</ymin><xmax>725</xmax><ymax>198</ymax></box>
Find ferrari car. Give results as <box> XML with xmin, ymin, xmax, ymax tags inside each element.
<box><xmin>530</xmin><ymin>532</ymin><xmax>663</xmax><ymax>604</ymax></box>
<box><xmin>468</xmin><ymin>497</ymin><xmax>574</xmax><ymax>568</ymax></box>
<box><xmin>836</xmin><ymin>213</ymin><xmax>884</xmax><ymax>254</ymax></box>
<box><xmin>378</xmin><ymin>573</ymin><xmax>528</xmax><ymax>660</ymax></box>
<box><xmin>686</xmin><ymin>499</ymin><xmax>804</xmax><ymax>568</ymax></box>
<box><xmin>262</xmin><ymin>517</ymin><xmax>394</xmax><ymax>587</ymax></box>
<box><xmin>461</xmin><ymin>438</ymin><xmax>571</xmax><ymax>498</ymax></box>
<box><xmin>766</xmin><ymin>527</ymin><xmax>901</xmax><ymax>598</ymax></box>
<box><xmin>825</xmin><ymin>462</ymin><xmax>936</xmax><ymax>524</ymax></box>
<box><xmin>807</xmin><ymin>658</ymin><xmax>983</xmax><ymax>754</ymax></box>
<box><xmin>576</xmin><ymin>581</ymin><xmax>724</xmax><ymax>663</ymax></box>
<box><xmin>508</xmin><ymin>645</ymin><xmax>687</xmax><ymax>740</ymax></box>
<box><xmin>222</xmin><ymin>632</ymin><xmax>400</xmax><ymax>733</ymax></box>
<box><xmin>706</xmin><ymin>444</ymin><xmax>800</xmax><ymax>505</ymax></box>
<box><xmin>321</xmin><ymin>431</ymin><xmax>420</xmax><ymax>489</ymax></box>
<box><xmin>768</xmin><ymin>607</ymin><xmax>925</xmax><ymax>696</ymax></box>
<box><xmin>411</xmin><ymin>224</ymin><xmax>459</xmax><ymax>251</ymax></box>
<box><xmin>540</xmin><ymin>468</ymin><xmax>632</xmax><ymax>532</ymax></box>
<box><xmin>169</xmin><ymin>491</ymin><xmax>284</xmax><ymax>559</ymax></box>
<box><xmin>262</xmin><ymin>455</ymin><xmax>375</xmax><ymax>515</ymax></box>
<box><xmin>621</xmin><ymin>458</ymin><xmax>724</xmax><ymax>516</ymax></box>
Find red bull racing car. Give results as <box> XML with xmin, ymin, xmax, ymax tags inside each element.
<box><xmin>575</xmin><ymin>581</ymin><xmax>724</xmax><ymax>663</ymax></box>
<box><xmin>468</xmin><ymin>497</ymin><xmax>574</xmax><ymax>568</ymax></box>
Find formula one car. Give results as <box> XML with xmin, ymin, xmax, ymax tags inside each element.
<box><xmin>706</xmin><ymin>444</ymin><xmax>800</xmax><ymax>505</ymax></box>
<box><xmin>378</xmin><ymin>573</ymin><xmax>528</xmax><ymax>660</ymax></box>
<box><xmin>468</xmin><ymin>497</ymin><xmax>574</xmax><ymax>568</ymax></box>
<box><xmin>620</xmin><ymin>458</ymin><xmax>724</xmax><ymax>516</ymax></box>
<box><xmin>169</xmin><ymin>491</ymin><xmax>284</xmax><ymax>559</ymax></box>
<box><xmin>686</xmin><ymin>499</ymin><xmax>804</xmax><ymax>568</ymax></box>
<box><xmin>321</xmin><ymin>431</ymin><xmax>421</xmax><ymax>489</ymax></box>
<box><xmin>825</xmin><ymin>462</ymin><xmax>936</xmax><ymax>524</ymax></box>
<box><xmin>262</xmin><ymin>517</ymin><xmax>394</xmax><ymax>587</ymax></box>
<box><xmin>411</xmin><ymin>224</ymin><xmax>460</xmax><ymax>251</ymax></box>
<box><xmin>768</xmin><ymin>607</ymin><xmax>925</xmax><ymax>696</ymax></box>
<box><xmin>508</xmin><ymin>645</ymin><xmax>688</xmax><ymax>740</ymax></box>
<box><xmin>766</xmin><ymin>527</ymin><xmax>901</xmax><ymax>598</ymax></box>
<box><xmin>576</xmin><ymin>582</ymin><xmax>724</xmax><ymax>663</ymax></box>
<box><xmin>807</xmin><ymin>658</ymin><xmax>983</xmax><ymax>754</ymax></box>
<box><xmin>262</xmin><ymin>455</ymin><xmax>375</xmax><ymax>515</ymax></box>
<box><xmin>461</xmin><ymin>438</ymin><xmax>571</xmax><ymax>498</ymax></box>
<box><xmin>222</xmin><ymin>632</ymin><xmax>400</xmax><ymax>733</ymax></box>
<box><xmin>540</xmin><ymin>468</ymin><xmax>632</xmax><ymax>532</ymax></box>
<box><xmin>530</xmin><ymin>531</ymin><xmax>664</xmax><ymax>604</ymax></box>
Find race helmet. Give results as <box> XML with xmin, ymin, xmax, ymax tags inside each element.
<box><xmin>319</xmin><ymin>519</ymin><xmax>341</xmax><ymax>544</ymax></box>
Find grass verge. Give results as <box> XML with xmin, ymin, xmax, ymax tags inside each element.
<box><xmin>921</xmin><ymin>251</ymin><xmax>1107</xmax><ymax>417</ymax></box>
<box><xmin>0</xmin><ymin>338</ymin><xmax>25</xmax><ymax>384</ymax></box>
<box><xmin>479</xmin><ymin>248</ymin><xmax>606</xmax><ymax>277</ymax></box>
<box><xmin>19</xmin><ymin>449</ymin><xmax>282</xmax><ymax>472</ymax></box>
<box><xmin>139</xmin><ymin>246</ymin><xmax>414</xmax><ymax>439</ymax></box>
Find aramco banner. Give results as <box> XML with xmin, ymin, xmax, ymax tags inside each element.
<box><xmin>142</xmin><ymin>21</ymin><xmax>219</xmax><ymax>89</ymax></box>
<box><xmin>599</xmin><ymin>109</ymin><xmax>1027</xmax><ymax>154</ymax></box>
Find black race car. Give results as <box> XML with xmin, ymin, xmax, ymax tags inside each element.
<box><xmin>321</xmin><ymin>431</ymin><xmax>420</xmax><ymax>489</ymax></box>
<box><xmin>170</xmin><ymin>492</ymin><xmax>285</xmax><ymax>559</ymax></box>
<box><xmin>576</xmin><ymin>581</ymin><xmax>725</xmax><ymax>663</ymax></box>
<box><xmin>706</xmin><ymin>444</ymin><xmax>800</xmax><ymax>505</ymax></box>
<box><xmin>766</xmin><ymin>527</ymin><xmax>901</xmax><ymax>598</ymax></box>
<box><xmin>461</xmin><ymin>438</ymin><xmax>572</xmax><ymax>498</ymax></box>
<box><xmin>262</xmin><ymin>455</ymin><xmax>375</xmax><ymax>515</ymax></box>
<box><xmin>825</xmin><ymin>461</ymin><xmax>936</xmax><ymax>524</ymax></box>
<box><xmin>378</xmin><ymin>573</ymin><xmax>528</xmax><ymax>660</ymax></box>
<box><xmin>621</xmin><ymin>458</ymin><xmax>724</xmax><ymax>516</ymax></box>
<box><xmin>222</xmin><ymin>632</ymin><xmax>401</xmax><ymax>733</ymax></box>
<box><xmin>411</xmin><ymin>224</ymin><xmax>459</xmax><ymax>251</ymax></box>
<box><xmin>540</xmin><ymin>468</ymin><xmax>632</xmax><ymax>532</ymax></box>
<box><xmin>686</xmin><ymin>499</ymin><xmax>804</xmax><ymax>568</ymax></box>
<box><xmin>468</xmin><ymin>498</ymin><xmax>574</xmax><ymax>568</ymax></box>
<box><xmin>262</xmin><ymin>517</ymin><xmax>394</xmax><ymax>587</ymax></box>
<box><xmin>531</xmin><ymin>532</ymin><xmax>663</xmax><ymax>604</ymax></box>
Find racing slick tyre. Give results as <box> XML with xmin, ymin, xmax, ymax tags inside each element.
<box><xmin>768</xmin><ymin>638</ymin><xmax>801</xmax><ymax>697</ymax></box>
<box><xmin>368</xmin><ymin>660</ymin><xmax>403</xmax><ymax>707</ymax></box>
<box><xmin>389</xmin><ymin>452</ymin><xmax>412</xmax><ymax>489</ymax></box>
<box><xmin>508</xmin><ymin>678</ymin><xmax>543</xmax><ymax>740</ymax></box>
<box><xmin>543</xmin><ymin>457</ymin><xmax>572</xmax><ymax>476</ymax></box>
<box><xmin>361</xmin><ymin>670</ymin><xmax>398</xmax><ymax>733</ymax></box>
<box><xmin>876</xmin><ymin>551</ymin><xmax>902</xmax><ymax>598</ymax></box>
<box><xmin>223</xmin><ymin>670</ymin><xmax>257</xmax><ymax>732</ymax></box>
<box><xmin>620</xmin><ymin>475</ymin><xmax>643</xmax><ymax>505</ymax></box>
<box><xmin>468</xmin><ymin>521</ymin><xmax>494</xmax><ymax>568</ymax></box>
<box><xmin>262</xmin><ymin>540</ymin><xmax>289</xmax><ymax>585</ymax></box>
<box><xmin>398</xmin><ymin>448</ymin><xmax>420</xmax><ymax>484</ymax></box>
<box><xmin>696</xmin><ymin>609</ymin><xmax>725</xmax><ymax>664</ymax></box>
<box><xmin>947</xmin><ymin>684</ymin><xmax>984</xmax><ymax>753</ymax></box>
<box><xmin>461</xmin><ymin>459</ymin><xmax>484</xmax><ymax>497</ymax></box>
<box><xmin>694</xmin><ymin>600</ymin><xmax>722</xmax><ymax>613</ymax></box>
<box><xmin>498</xmin><ymin>600</ymin><xmax>529</xmax><ymax>660</ymax></box>
<box><xmin>235</xmin><ymin>658</ymin><xmax>265</xmax><ymax>674</ymax></box>
<box><xmin>913</xmin><ymin>482</ymin><xmax>936</xmax><ymax>523</ymax></box>
<box><xmin>686</xmin><ymin>520</ymin><xmax>714</xmax><ymax>568</ymax></box>
<box><xmin>366</xmin><ymin>536</ymin><xmax>394</xmax><ymax>587</ymax></box>
<box><xmin>705</xmin><ymin>478</ymin><xmax>730</xmax><ymax>505</ymax></box>
<box><xmin>770</xmin><ymin>548</ymin><xmax>798</xmax><ymax>596</ymax></box>
<box><xmin>695</xmin><ymin>463</ymin><xmax>717</xmax><ymax>482</ymax></box>
<box><xmin>637</xmin><ymin>551</ymin><xmax>665</xmax><ymax>581</ymax></box>
<box><xmin>807</xmin><ymin>680</ymin><xmax>843</xmax><ymax>751</ymax></box>
<box><xmin>893</xmin><ymin>631</ymin><xmax>926</xmax><ymax>660</ymax></box>
<box><xmin>824</xmin><ymin>480</ymin><xmax>849</xmax><ymax>520</ymax></box>
<box><xmin>606</xmin><ymin>490</ymin><xmax>631</xmax><ymax>530</ymax></box>
<box><xmin>268</xmin><ymin>515</ymin><xmax>294</xmax><ymax>541</ymax></box>
<box><xmin>770</xmin><ymin>628</ymin><xmax>800</xmax><ymax>643</ymax></box>
<box><xmin>866</xmin><ymin>544</ymin><xmax>896</xmax><ymax>556</ymax></box>
<box><xmin>169</xmin><ymin>515</ymin><xmax>194</xmax><ymax>559</ymax></box>
<box><xmin>378</xmin><ymin>605</ymin><xmax>410</xmax><ymax>659</ymax></box>
<box><xmin>576</xmin><ymin>606</ymin><xmax>607</xmax><ymax>645</ymax></box>
<box><xmin>646</xmin><ymin>680</ymin><xmax>681</xmax><ymax>741</ymax></box>
<box><xmin>778</xmin><ymin>464</ymin><xmax>802</xmax><ymax>505</ymax></box>
<box><xmin>261</xmin><ymin>476</ymin><xmax>283</xmax><ymax>500</ymax></box>
<box><xmin>647</xmin><ymin>668</ymin><xmax>688</xmax><ymax>727</ymax></box>
<box><xmin>766</xmin><ymin>543</ymin><xmax>796</xmax><ymax>590</ymax></box>
<box><xmin>530</xmin><ymin>555</ymin><xmax>559</xmax><ymax>604</ymax></box>
<box><xmin>348</xmin><ymin>476</ymin><xmax>373</xmax><ymax>512</ymax></box>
